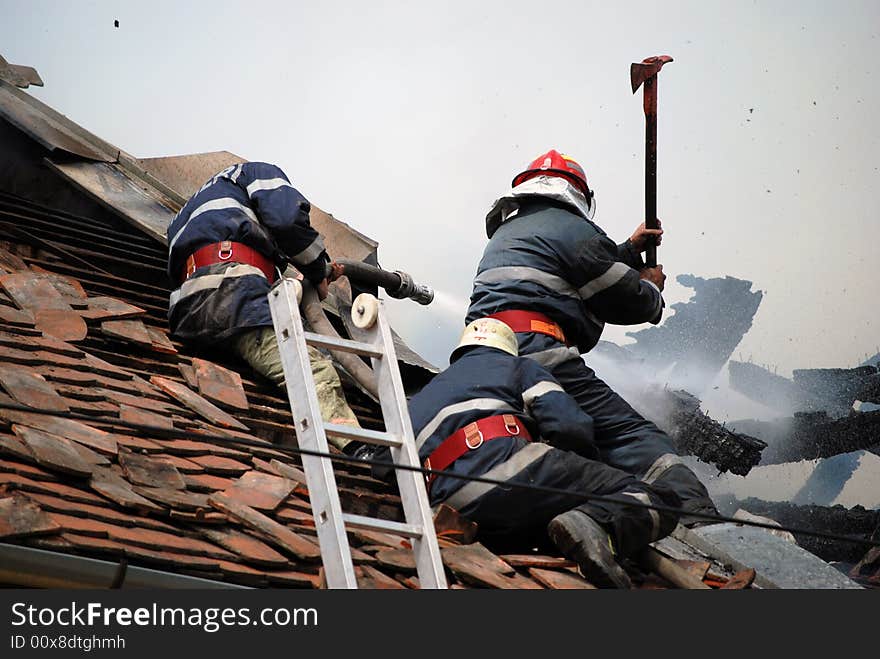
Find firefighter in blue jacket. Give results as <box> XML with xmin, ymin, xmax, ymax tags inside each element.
<box><xmin>466</xmin><ymin>149</ymin><xmax>718</xmax><ymax>523</ymax></box>
<box><xmin>166</xmin><ymin>161</ymin><xmax>365</xmax><ymax>455</ymax></box>
<box><xmin>410</xmin><ymin>317</ymin><xmax>680</xmax><ymax>588</ymax></box>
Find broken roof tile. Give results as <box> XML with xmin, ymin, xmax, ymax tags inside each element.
<box><xmin>89</xmin><ymin>467</ymin><xmax>166</xmax><ymax>514</ymax></box>
<box><xmin>100</xmin><ymin>523</ymin><xmax>236</xmax><ymax>560</ymax></box>
<box><xmin>373</xmin><ymin>548</ymin><xmax>416</xmax><ymax>573</ymax></box>
<box><xmin>0</xmin><ymin>457</ymin><xmax>58</xmax><ymax>481</ymax></box>
<box><xmin>441</xmin><ymin>543</ymin><xmax>543</xmax><ymax>589</ymax></box>
<box><xmin>118</xmin><ymin>403</ymin><xmax>174</xmax><ymax>431</ymax></box>
<box><xmin>268</xmin><ymin>459</ymin><xmax>307</xmax><ymax>484</ymax></box>
<box><xmin>29</xmin><ymin>266</ymin><xmax>87</xmax><ymax>299</ymax></box>
<box><xmin>96</xmin><ymin>388</ymin><xmax>182</xmax><ymax>415</ymax></box>
<box><xmin>0</xmin><ymin>306</ymin><xmax>34</xmax><ymax>327</ymax></box>
<box><xmin>193</xmin><ymin>357</ymin><xmax>249</xmax><ymax>412</ymax></box>
<box><xmin>500</xmin><ymin>554</ymin><xmax>577</xmax><ymax>569</ymax></box>
<box><xmin>182</xmin><ymin>473</ymin><xmax>233</xmax><ymax>492</ymax></box>
<box><xmin>130</xmin><ymin>485</ymin><xmax>210</xmax><ymax>512</ymax></box>
<box><xmin>146</xmin><ymin>326</ymin><xmax>177</xmax><ymax>354</ymax></box>
<box><xmin>34</xmin><ymin>310</ymin><xmax>88</xmax><ymax>342</ymax></box>
<box><xmin>266</xmin><ymin>570</ymin><xmax>322</xmax><ymax>589</ymax></box>
<box><xmin>168</xmin><ymin>509</ymin><xmax>228</xmax><ymax>525</ymax></box>
<box><xmin>0</xmin><ymin>367</ymin><xmax>69</xmax><ymax>412</ymax></box>
<box><xmin>1</xmin><ymin>470</ymin><xmax>111</xmax><ymax>506</ymax></box>
<box><xmin>21</xmin><ymin>491</ymin><xmax>178</xmax><ymax>533</ymax></box>
<box><xmin>0</xmin><ymin>247</ymin><xmax>28</xmax><ymax>271</ymax></box>
<box><xmin>433</xmin><ymin>504</ymin><xmax>478</xmax><ymax>545</ymax></box>
<box><xmin>219</xmin><ymin>471</ymin><xmax>294</xmax><ymax>512</ymax></box>
<box><xmin>0</xmin><ymin>494</ymin><xmax>61</xmax><ymax>539</ymax></box>
<box><xmin>188</xmin><ymin>454</ymin><xmax>251</xmax><ymax>476</ymax></box>
<box><xmin>119</xmin><ymin>450</ymin><xmax>186</xmax><ymax>490</ymax></box>
<box><xmin>0</xmin><ymin>271</ymin><xmax>69</xmax><ymax>311</ymax></box>
<box><xmin>77</xmin><ymin>296</ymin><xmax>145</xmax><ymax>322</ymax></box>
<box><xmin>66</xmin><ymin>439</ymin><xmax>111</xmax><ymax>468</ymax></box>
<box><xmin>150</xmin><ymin>376</ymin><xmax>249</xmax><ymax>430</ymax></box>
<box><xmin>528</xmin><ymin>568</ymin><xmax>593</xmax><ymax>589</ymax></box>
<box><xmin>0</xmin><ymin>431</ymin><xmax>37</xmax><ymax>462</ymax></box>
<box><xmin>197</xmin><ymin>527</ymin><xmax>290</xmax><ymax>568</ymax></box>
<box><xmin>101</xmin><ymin>319</ymin><xmax>154</xmax><ymax>348</ymax></box>
<box><xmin>156</xmin><ymin>454</ymin><xmax>204</xmax><ymax>474</ymax></box>
<box><xmin>113</xmin><ymin>434</ymin><xmax>164</xmax><ymax>453</ymax></box>
<box><xmin>208</xmin><ymin>492</ymin><xmax>321</xmax><ymax>561</ymax></box>
<box><xmin>12</xmin><ymin>424</ymin><xmax>93</xmax><ymax>477</ymax></box>
<box><xmin>354</xmin><ymin>565</ymin><xmax>407</xmax><ymax>589</ymax></box>
<box><xmin>0</xmin><ymin>409</ymin><xmax>118</xmax><ymax>456</ymax></box>
<box><xmin>46</xmin><ymin>511</ymin><xmax>110</xmax><ymax>537</ymax></box>
<box><xmin>178</xmin><ymin>363</ymin><xmax>198</xmax><ymax>389</ymax></box>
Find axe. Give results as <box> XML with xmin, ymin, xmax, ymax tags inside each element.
<box><xmin>631</xmin><ymin>55</ymin><xmax>673</xmax><ymax>268</ymax></box>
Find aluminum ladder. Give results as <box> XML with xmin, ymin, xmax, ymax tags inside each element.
<box><xmin>267</xmin><ymin>277</ymin><xmax>447</xmax><ymax>589</ymax></box>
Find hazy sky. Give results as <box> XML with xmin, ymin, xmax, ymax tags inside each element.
<box><xmin>2</xmin><ymin>0</ymin><xmax>878</xmax><ymax>374</ymax></box>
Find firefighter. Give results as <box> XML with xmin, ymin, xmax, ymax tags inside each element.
<box><xmin>465</xmin><ymin>149</ymin><xmax>718</xmax><ymax>523</ymax></box>
<box><xmin>166</xmin><ymin>161</ymin><xmax>369</xmax><ymax>457</ymax></box>
<box><xmin>409</xmin><ymin>317</ymin><xmax>680</xmax><ymax>588</ymax></box>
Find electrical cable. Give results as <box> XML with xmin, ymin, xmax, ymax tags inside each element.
<box><xmin>1</xmin><ymin>401</ymin><xmax>877</xmax><ymax>549</ymax></box>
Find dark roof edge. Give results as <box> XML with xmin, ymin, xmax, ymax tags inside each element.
<box><xmin>0</xmin><ymin>542</ymin><xmax>248</xmax><ymax>590</ymax></box>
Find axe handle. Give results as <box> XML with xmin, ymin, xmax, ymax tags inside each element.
<box><xmin>643</xmin><ymin>77</ymin><xmax>659</xmax><ymax>268</ymax></box>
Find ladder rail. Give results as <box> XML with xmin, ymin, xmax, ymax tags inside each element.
<box><xmin>367</xmin><ymin>303</ymin><xmax>448</xmax><ymax>589</ymax></box>
<box><xmin>269</xmin><ymin>279</ymin><xmax>358</xmax><ymax>588</ymax></box>
<box><xmin>268</xmin><ymin>277</ymin><xmax>448</xmax><ymax>589</ymax></box>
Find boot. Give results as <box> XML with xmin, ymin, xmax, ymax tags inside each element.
<box><xmin>547</xmin><ymin>510</ymin><xmax>633</xmax><ymax>589</ymax></box>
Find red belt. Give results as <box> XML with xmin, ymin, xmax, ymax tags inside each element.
<box><xmin>181</xmin><ymin>241</ymin><xmax>277</xmax><ymax>284</ymax></box>
<box><xmin>424</xmin><ymin>414</ymin><xmax>532</xmax><ymax>490</ymax></box>
<box><xmin>488</xmin><ymin>310</ymin><xmax>567</xmax><ymax>345</ymax></box>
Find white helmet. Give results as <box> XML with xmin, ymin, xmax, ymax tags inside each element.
<box><xmin>451</xmin><ymin>318</ymin><xmax>518</xmax><ymax>360</ymax></box>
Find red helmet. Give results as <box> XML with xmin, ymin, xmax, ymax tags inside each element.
<box><xmin>511</xmin><ymin>149</ymin><xmax>592</xmax><ymax>199</ymax></box>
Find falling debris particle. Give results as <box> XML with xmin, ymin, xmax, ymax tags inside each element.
<box><xmin>114</xmin><ymin>20</ymin><xmax>119</xmax><ymax>28</ymax></box>
<box><xmin>749</xmin><ymin>108</ymin><xmax>754</xmax><ymax>113</ymax></box>
<box><xmin>813</xmin><ymin>100</ymin><xmax>817</xmax><ymax>105</ymax></box>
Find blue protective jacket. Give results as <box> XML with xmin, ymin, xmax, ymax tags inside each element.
<box><xmin>166</xmin><ymin>162</ymin><xmax>329</xmax><ymax>343</ymax></box>
<box><xmin>410</xmin><ymin>345</ymin><xmax>597</xmax><ymax>504</ymax></box>
<box><xmin>466</xmin><ymin>196</ymin><xmax>662</xmax><ymax>354</ymax></box>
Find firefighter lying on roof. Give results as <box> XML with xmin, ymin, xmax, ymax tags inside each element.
<box><xmin>165</xmin><ymin>161</ymin><xmax>371</xmax><ymax>459</ymax></box>
<box><xmin>392</xmin><ymin>318</ymin><xmax>681</xmax><ymax>588</ymax></box>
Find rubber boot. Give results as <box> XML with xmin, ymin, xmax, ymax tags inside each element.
<box><xmin>547</xmin><ymin>510</ymin><xmax>633</xmax><ymax>589</ymax></box>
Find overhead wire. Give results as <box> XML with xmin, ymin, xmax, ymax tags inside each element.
<box><xmin>0</xmin><ymin>400</ymin><xmax>877</xmax><ymax>549</ymax></box>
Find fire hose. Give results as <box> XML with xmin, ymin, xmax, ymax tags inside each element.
<box><xmin>299</xmin><ymin>260</ymin><xmax>433</xmax><ymax>399</ymax></box>
<box><xmin>334</xmin><ymin>259</ymin><xmax>434</xmax><ymax>306</ymax></box>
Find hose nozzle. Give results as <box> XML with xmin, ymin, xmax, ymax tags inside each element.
<box><xmin>388</xmin><ymin>270</ymin><xmax>434</xmax><ymax>305</ymax></box>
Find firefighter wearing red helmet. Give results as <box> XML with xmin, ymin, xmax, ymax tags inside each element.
<box><xmin>511</xmin><ymin>149</ymin><xmax>594</xmax><ymax>203</ymax></box>
<box><xmin>466</xmin><ymin>149</ymin><xmax>719</xmax><ymax>537</ymax></box>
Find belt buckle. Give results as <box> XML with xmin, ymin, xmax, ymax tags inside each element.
<box><xmin>185</xmin><ymin>256</ymin><xmax>197</xmax><ymax>280</ymax></box>
<box><xmin>464</xmin><ymin>423</ymin><xmax>484</xmax><ymax>450</ymax></box>
<box><xmin>218</xmin><ymin>240</ymin><xmax>233</xmax><ymax>261</ymax></box>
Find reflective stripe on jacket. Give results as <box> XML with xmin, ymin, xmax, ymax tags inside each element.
<box><xmin>467</xmin><ymin>189</ymin><xmax>662</xmax><ymax>354</ymax></box>
<box><xmin>166</xmin><ymin>162</ymin><xmax>328</xmax><ymax>343</ymax></box>
<box><xmin>409</xmin><ymin>346</ymin><xmax>596</xmax><ymax>504</ymax></box>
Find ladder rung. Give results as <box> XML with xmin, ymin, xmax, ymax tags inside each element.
<box><xmin>303</xmin><ymin>331</ymin><xmax>384</xmax><ymax>358</ymax></box>
<box><xmin>324</xmin><ymin>423</ymin><xmax>402</xmax><ymax>448</ymax></box>
<box><xmin>342</xmin><ymin>513</ymin><xmax>423</xmax><ymax>538</ymax></box>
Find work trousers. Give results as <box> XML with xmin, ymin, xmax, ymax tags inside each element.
<box><xmin>521</xmin><ymin>335</ymin><xmax>719</xmax><ymax>523</ymax></box>
<box><xmin>231</xmin><ymin>327</ymin><xmax>360</xmax><ymax>451</ymax></box>
<box><xmin>445</xmin><ymin>440</ymin><xmax>680</xmax><ymax>556</ymax></box>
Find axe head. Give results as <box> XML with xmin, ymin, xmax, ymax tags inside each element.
<box><xmin>631</xmin><ymin>55</ymin><xmax>673</xmax><ymax>93</ymax></box>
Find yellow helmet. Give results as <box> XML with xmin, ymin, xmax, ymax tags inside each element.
<box><xmin>452</xmin><ymin>318</ymin><xmax>518</xmax><ymax>360</ymax></box>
